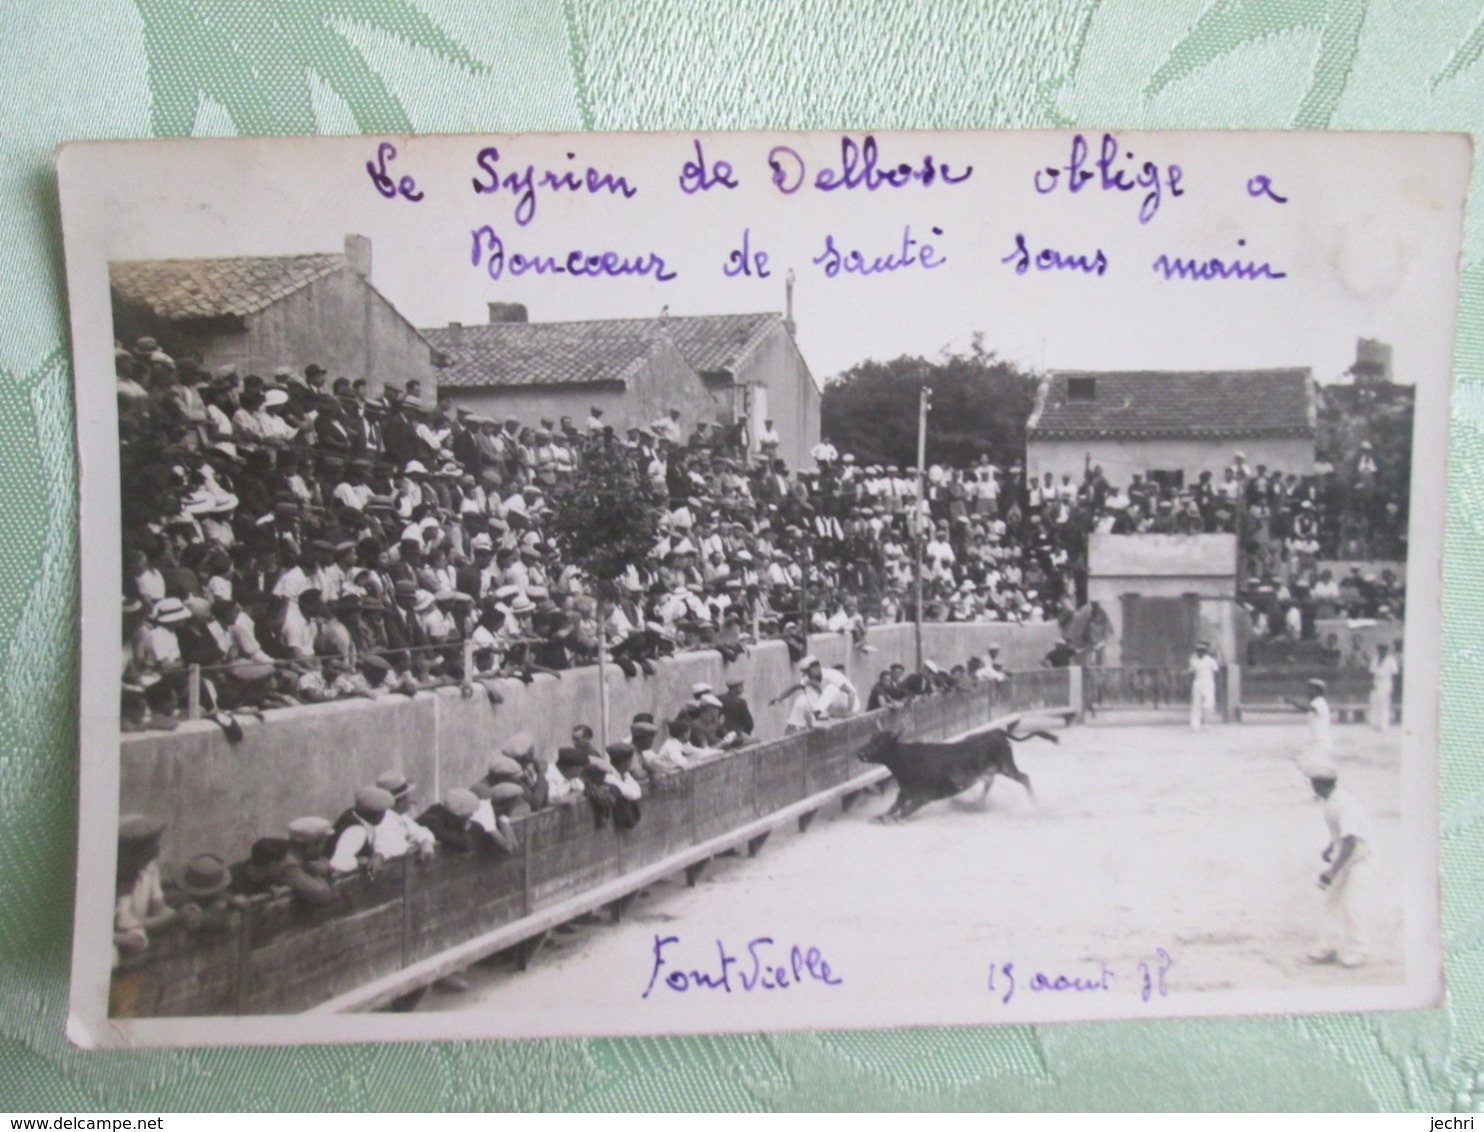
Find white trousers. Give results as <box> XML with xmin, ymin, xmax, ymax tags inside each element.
<box><xmin>1190</xmin><ymin>684</ymin><xmax>1216</xmax><ymax>731</ymax></box>
<box><xmin>1370</xmin><ymin>685</ymin><xmax>1394</xmax><ymax>731</ymax></box>
<box><xmin>1320</xmin><ymin>845</ymin><xmax>1370</xmax><ymax>962</ymax></box>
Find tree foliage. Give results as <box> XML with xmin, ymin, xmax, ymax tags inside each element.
<box><xmin>1315</xmin><ymin>382</ymin><xmax>1414</xmax><ymax>500</ymax></box>
<box><xmin>820</xmin><ymin>337</ymin><xmax>1039</xmax><ymax>469</ymax></box>
<box><xmin>547</xmin><ymin>439</ymin><xmax>668</xmax><ymax>603</ymax></box>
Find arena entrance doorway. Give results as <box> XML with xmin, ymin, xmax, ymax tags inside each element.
<box><xmin>1120</xmin><ymin>593</ymin><xmax>1199</xmax><ymax>667</ymax></box>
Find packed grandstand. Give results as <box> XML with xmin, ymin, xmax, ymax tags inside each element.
<box><xmin>118</xmin><ymin>341</ymin><xmax>1407</xmax><ymax>730</ymax></box>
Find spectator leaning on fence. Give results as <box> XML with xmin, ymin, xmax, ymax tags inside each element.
<box><xmin>782</xmin><ymin>654</ymin><xmax>839</xmax><ymax>733</ymax></box>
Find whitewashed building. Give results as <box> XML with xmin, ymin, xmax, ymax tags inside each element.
<box><xmin>1026</xmin><ymin>368</ymin><xmax>1316</xmax><ymax>487</ymax></box>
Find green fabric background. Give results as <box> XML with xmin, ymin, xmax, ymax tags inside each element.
<box><xmin>3</xmin><ymin>0</ymin><xmax>1483</xmax><ymax>1111</ymax></box>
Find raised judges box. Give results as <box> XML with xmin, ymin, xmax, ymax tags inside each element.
<box><xmin>1087</xmin><ymin>533</ymin><xmax>1238</xmax><ymax>669</ymax></box>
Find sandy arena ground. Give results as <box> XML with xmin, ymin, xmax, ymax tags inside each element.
<box><xmin>426</xmin><ymin>712</ymin><xmax>1404</xmax><ymax>1024</ymax></box>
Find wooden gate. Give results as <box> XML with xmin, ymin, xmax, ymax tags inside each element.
<box><xmin>1120</xmin><ymin>594</ymin><xmax>1199</xmax><ymax>668</ymax></box>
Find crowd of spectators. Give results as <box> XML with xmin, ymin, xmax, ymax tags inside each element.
<box><xmin>113</xmin><ymin>649</ymin><xmax>1020</xmax><ymax>989</ymax></box>
<box><xmin>117</xmin><ymin>338</ymin><xmax>1409</xmax><ymax>732</ymax></box>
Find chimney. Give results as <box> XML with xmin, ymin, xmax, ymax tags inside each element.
<box><xmin>488</xmin><ymin>302</ymin><xmax>528</xmax><ymax>324</ymax></box>
<box><xmin>344</xmin><ymin>233</ymin><xmax>372</xmax><ymax>278</ymax></box>
<box><xmin>1350</xmin><ymin>337</ymin><xmax>1392</xmax><ymax>384</ymax></box>
<box><xmin>784</xmin><ymin>268</ymin><xmax>797</xmax><ymax>336</ymax></box>
<box><xmin>447</xmin><ymin>321</ymin><xmax>463</xmax><ymax>348</ymax></box>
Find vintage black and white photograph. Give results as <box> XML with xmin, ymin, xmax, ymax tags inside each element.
<box><xmin>60</xmin><ymin>129</ymin><xmax>1466</xmax><ymax>1045</ymax></box>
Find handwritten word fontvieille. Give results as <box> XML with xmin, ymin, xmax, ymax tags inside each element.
<box><xmin>642</xmin><ymin>934</ymin><xmax>843</xmax><ymax>997</ymax></box>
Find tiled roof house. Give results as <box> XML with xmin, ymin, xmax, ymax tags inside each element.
<box><xmin>110</xmin><ymin>235</ymin><xmax>440</xmax><ymax>402</ymax></box>
<box><xmin>1026</xmin><ymin>368</ymin><xmax>1316</xmax><ymax>484</ymax></box>
<box><xmin>425</xmin><ymin>303</ymin><xmax>821</xmax><ymax>469</ymax></box>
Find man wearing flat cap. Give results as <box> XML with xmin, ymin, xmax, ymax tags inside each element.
<box><xmin>549</xmin><ymin>745</ymin><xmax>592</xmax><ymax>806</ymax></box>
<box><xmin>416</xmin><ymin>787</ymin><xmax>487</xmax><ymax>853</ymax></box>
<box><xmin>232</xmin><ymin>818</ymin><xmax>335</xmax><ymax>907</ymax></box>
<box><xmin>230</xmin><ymin>838</ymin><xmax>296</xmax><ymax>899</ymax></box>
<box><xmin>626</xmin><ymin>713</ymin><xmax>661</xmax><ymax>781</ymax></box>
<box><xmin>720</xmin><ymin>677</ymin><xmax>755</xmax><ymax>741</ymax></box>
<box><xmin>485</xmin><ymin>731</ymin><xmax>547</xmax><ymax>811</ymax></box>
<box><xmin>328</xmin><ymin>785</ymin><xmax>401</xmax><ymax>875</ymax></box>
<box><xmin>469</xmin><ymin>783</ymin><xmax>524</xmax><ymax>854</ymax></box>
<box><xmin>374</xmin><ymin>770</ymin><xmax>437</xmax><ymax>857</ymax></box>
<box><xmin>603</xmin><ymin>743</ymin><xmax>643</xmax><ymax>802</ymax></box>
<box><xmin>779</xmin><ymin>654</ymin><xmax>839</xmax><ymax>733</ymax></box>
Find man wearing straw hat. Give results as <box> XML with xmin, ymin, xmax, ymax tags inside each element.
<box><xmin>174</xmin><ymin>854</ymin><xmax>236</xmax><ymax>935</ymax></box>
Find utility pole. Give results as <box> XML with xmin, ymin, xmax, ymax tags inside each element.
<box><xmin>914</xmin><ymin>385</ymin><xmax>931</xmax><ymax>675</ymax></box>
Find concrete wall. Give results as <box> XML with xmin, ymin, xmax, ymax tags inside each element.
<box><xmin>120</xmin><ymin>621</ymin><xmax>1060</xmax><ymax>869</ymax></box>
<box><xmin>446</xmin><ymin>337</ymin><xmax>723</xmax><ymax>436</ymax></box>
<box><xmin>1314</xmin><ymin>618</ymin><xmax>1407</xmax><ymax>657</ymax></box>
<box><xmin>1089</xmin><ymin>533</ymin><xmax>1237</xmax><ymax>578</ymax></box>
<box><xmin>1026</xmin><ymin>436</ymin><xmax>1314</xmax><ymax>486</ymax></box>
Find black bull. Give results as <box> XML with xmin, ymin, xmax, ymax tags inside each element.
<box><xmin>856</xmin><ymin>721</ymin><xmax>1059</xmax><ymax>822</ymax></box>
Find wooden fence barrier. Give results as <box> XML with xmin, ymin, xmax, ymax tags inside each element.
<box><xmin>113</xmin><ymin>671</ymin><xmax>1075</xmax><ymax>1017</ymax></box>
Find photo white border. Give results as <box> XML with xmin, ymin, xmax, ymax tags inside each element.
<box><xmin>58</xmin><ymin>129</ymin><xmax>1467</xmax><ymax>1048</ymax></box>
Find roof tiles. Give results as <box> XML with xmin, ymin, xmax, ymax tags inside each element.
<box><xmin>423</xmin><ymin>313</ymin><xmax>781</xmax><ymax>389</ymax></box>
<box><xmin>110</xmin><ymin>254</ymin><xmax>345</xmax><ymax>321</ymax></box>
<box><xmin>1029</xmin><ymin>369</ymin><xmax>1314</xmax><ymax>439</ymax></box>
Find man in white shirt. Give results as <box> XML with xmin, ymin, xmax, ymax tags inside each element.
<box><xmin>1187</xmin><ymin>641</ymin><xmax>1221</xmax><ymax>731</ymax></box>
<box><xmin>1289</xmin><ymin>679</ymin><xmax>1334</xmax><ymax>788</ymax></box>
<box><xmin>375</xmin><ymin>772</ymin><xmax>437</xmax><ymax>857</ymax></box>
<box><xmin>1369</xmin><ymin>644</ymin><xmax>1400</xmax><ymax>732</ymax></box>
<box><xmin>782</xmin><ymin>655</ymin><xmax>839</xmax><ymax>733</ymax></box>
<box><xmin>983</xmin><ymin>644</ymin><xmax>1011</xmax><ymax>685</ymax></box>
<box><xmin>1307</xmin><ymin>768</ymin><xmax>1371</xmax><ymax>968</ymax></box>
<box><xmin>820</xmin><ymin>664</ymin><xmax>860</xmax><ymax>717</ymax></box>
<box><xmin>602</xmin><ymin>743</ymin><xmax>644</xmax><ymax>801</ymax></box>
<box><xmin>757</xmin><ymin>418</ymin><xmax>781</xmax><ymax>456</ymax></box>
<box><xmin>546</xmin><ymin>747</ymin><xmax>590</xmax><ymax>805</ymax></box>
<box><xmin>651</xmin><ymin>409</ymin><xmax>682</xmax><ymax>444</ymax></box>
<box><xmin>328</xmin><ymin>786</ymin><xmax>395</xmax><ymax>875</ymax></box>
<box><xmin>644</xmin><ymin>718</ymin><xmax>694</xmax><ymax>776</ymax></box>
